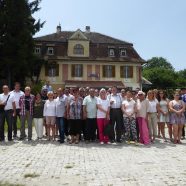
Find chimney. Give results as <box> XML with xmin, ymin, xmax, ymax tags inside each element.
<box><xmin>56</xmin><ymin>23</ymin><xmax>61</xmax><ymax>33</ymax></box>
<box><xmin>85</xmin><ymin>26</ymin><xmax>90</xmax><ymax>33</ymax></box>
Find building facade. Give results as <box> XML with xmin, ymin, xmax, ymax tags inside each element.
<box><xmin>34</xmin><ymin>25</ymin><xmax>145</xmax><ymax>90</ymax></box>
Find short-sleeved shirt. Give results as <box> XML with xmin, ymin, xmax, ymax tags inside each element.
<box><xmin>10</xmin><ymin>90</ymin><xmax>24</xmax><ymax>109</ymax></box>
<box><xmin>136</xmin><ymin>99</ymin><xmax>149</xmax><ymax>118</ymax></box>
<box><xmin>0</xmin><ymin>93</ymin><xmax>15</xmax><ymax>110</ymax></box>
<box><xmin>97</xmin><ymin>98</ymin><xmax>110</xmax><ymax>118</ymax></box>
<box><xmin>83</xmin><ymin>95</ymin><xmax>97</xmax><ymax>118</ymax></box>
<box><xmin>122</xmin><ymin>99</ymin><xmax>136</xmax><ymax>118</ymax></box>
<box><xmin>33</xmin><ymin>100</ymin><xmax>45</xmax><ymax>118</ymax></box>
<box><xmin>55</xmin><ymin>95</ymin><xmax>67</xmax><ymax>117</ymax></box>
<box><xmin>69</xmin><ymin>97</ymin><xmax>83</xmax><ymax>119</ymax></box>
<box><xmin>181</xmin><ymin>94</ymin><xmax>186</xmax><ymax>104</ymax></box>
<box><xmin>109</xmin><ymin>94</ymin><xmax>122</xmax><ymax>109</ymax></box>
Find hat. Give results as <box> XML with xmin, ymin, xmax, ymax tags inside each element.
<box><xmin>137</xmin><ymin>91</ymin><xmax>145</xmax><ymax>95</ymax></box>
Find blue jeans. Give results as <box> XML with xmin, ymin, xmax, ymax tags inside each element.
<box><xmin>56</xmin><ymin>117</ymin><xmax>65</xmax><ymax>142</ymax></box>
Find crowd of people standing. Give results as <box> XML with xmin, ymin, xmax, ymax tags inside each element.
<box><xmin>0</xmin><ymin>81</ymin><xmax>185</xmax><ymax>146</ymax></box>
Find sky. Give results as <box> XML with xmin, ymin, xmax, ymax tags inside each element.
<box><xmin>33</xmin><ymin>0</ymin><xmax>186</xmax><ymax>71</ymax></box>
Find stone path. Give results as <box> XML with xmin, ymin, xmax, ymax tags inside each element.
<box><xmin>0</xmin><ymin>130</ymin><xmax>186</xmax><ymax>186</ymax></box>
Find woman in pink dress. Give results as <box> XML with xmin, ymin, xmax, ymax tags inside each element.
<box><xmin>136</xmin><ymin>91</ymin><xmax>150</xmax><ymax>145</ymax></box>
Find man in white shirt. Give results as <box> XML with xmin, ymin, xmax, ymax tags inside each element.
<box><xmin>55</xmin><ymin>88</ymin><xmax>67</xmax><ymax>143</ymax></box>
<box><xmin>0</xmin><ymin>85</ymin><xmax>16</xmax><ymax>141</ymax></box>
<box><xmin>10</xmin><ymin>82</ymin><xmax>24</xmax><ymax>138</ymax></box>
<box><xmin>83</xmin><ymin>88</ymin><xmax>97</xmax><ymax>142</ymax></box>
<box><xmin>109</xmin><ymin>86</ymin><xmax>123</xmax><ymax>143</ymax></box>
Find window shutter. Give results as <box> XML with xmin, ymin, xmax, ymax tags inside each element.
<box><xmin>71</xmin><ymin>65</ymin><xmax>75</xmax><ymax>77</ymax></box>
<box><xmin>129</xmin><ymin>66</ymin><xmax>133</xmax><ymax>78</ymax></box>
<box><xmin>55</xmin><ymin>64</ymin><xmax>59</xmax><ymax>76</ymax></box>
<box><xmin>112</xmin><ymin>66</ymin><xmax>115</xmax><ymax>77</ymax></box>
<box><xmin>120</xmin><ymin>66</ymin><xmax>124</xmax><ymax>78</ymax></box>
<box><xmin>102</xmin><ymin>66</ymin><xmax>106</xmax><ymax>77</ymax></box>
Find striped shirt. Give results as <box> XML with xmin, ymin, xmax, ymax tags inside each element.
<box><xmin>19</xmin><ymin>94</ymin><xmax>35</xmax><ymax>116</ymax></box>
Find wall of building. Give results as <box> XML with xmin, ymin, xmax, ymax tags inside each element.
<box><xmin>39</xmin><ymin>61</ymin><xmax>141</xmax><ymax>90</ymax></box>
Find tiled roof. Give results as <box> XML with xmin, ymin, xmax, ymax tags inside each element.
<box><xmin>65</xmin><ymin>80</ymin><xmax>125</xmax><ymax>88</ymax></box>
<box><xmin>35</xmin><ymin>31</ymin><xmax>132</xmax><ymax>45</ymax></box>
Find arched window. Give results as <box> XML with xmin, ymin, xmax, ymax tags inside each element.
<box><xmin>73</xmin><ymin>44</ymin><xmax>84</xmax><ymax>55</ymax></box>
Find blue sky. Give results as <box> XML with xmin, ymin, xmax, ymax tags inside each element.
<box><xmin>34</xmin><ymin>0</ymin><xmax>186</xmax><ymax>71</ymax></box>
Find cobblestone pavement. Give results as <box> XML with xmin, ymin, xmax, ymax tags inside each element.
<box><xmin>0</xmin><ymin>130</ymin><xmax>186</xmax><ymax>186</ymax></box>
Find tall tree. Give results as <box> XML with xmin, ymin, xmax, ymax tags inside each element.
<box><xmin>143</xmin><ymin>57</ymin><xmax>174</xmax><ymax>70</ymax></box>
<box><xmin>142</xmin><ymin>57</ymin><xmax>176</xmax><ymax>89</ymax></box>
<box><xmin>0</xmin><ymin>0</ymin><xmax>44</xmax><ymax>88</ymax></box>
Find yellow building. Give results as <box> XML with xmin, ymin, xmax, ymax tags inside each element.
<box><xmin>34</xmin><ymin>25</ymin><xmax>145</xmax><ymax>90</ymax></box>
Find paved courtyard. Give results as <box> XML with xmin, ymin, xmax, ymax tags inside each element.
<box><xmin>0</xmin><ymin>130</ymin><xmax>186</xmax><ymax>186</ymax></box>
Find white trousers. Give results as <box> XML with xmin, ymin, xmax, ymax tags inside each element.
<box><xmin>33</xmin><ymin>118</ymin><xmax>43</xmax><ymax>138</ymax></box>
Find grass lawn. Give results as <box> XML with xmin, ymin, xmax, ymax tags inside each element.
<box><xmin>4</xmin><ymin>118</ymin><xmax>28</xmax><ymax>132</ymax></box>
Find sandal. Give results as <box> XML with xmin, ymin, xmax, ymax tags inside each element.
<box><xmin>177</xmin><ymin>140</ymin><xmax>182</xmax><ymax>144</ymax></box>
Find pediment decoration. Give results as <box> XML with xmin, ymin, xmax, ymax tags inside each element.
<box><xmin>69</xmin><ymin>29</ymin><xmax>88</xmax><ymax>41</ymax></box>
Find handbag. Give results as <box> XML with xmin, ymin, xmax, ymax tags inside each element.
<box><xmin>103</xmin><ymin>120</ymin><xmax>112</xmax><ymax>136</ymax></box>
<box><xmin>0</xmin><ymin>95</ymin><xmax>10</xmax><ymax>112</ymax></box>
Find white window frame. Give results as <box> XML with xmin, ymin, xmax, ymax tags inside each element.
<box><xmin>109</xmin><ymin>49</ymin><xmax>115</xmax><ymax>57</ymax></box>
<box><xmin>120</xmin><ymin>49</ymin><xmax>127</xmax><ymax>57</ymax></box>
<box><xmin>74</xmin><ymin>64</ymin><xmax>83</xmax><ymax>77</ymax></box>
<box><xmin>34</xmin><ymin>47</ymin><xmax>41</xmax><ymax>54</ymax></box>
<box><xmin>47</xmin><ymin>47</ymin><xmax>54</xmax><ymax>55</ymax></box>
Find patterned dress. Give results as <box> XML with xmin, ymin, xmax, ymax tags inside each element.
<box><xmin>170</xmin><ymin>100</ymin><xmax>185</xmax><ymax>125</ymax></box>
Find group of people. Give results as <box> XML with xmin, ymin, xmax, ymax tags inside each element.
<box><xmin>0</xmin><ymin>81</ymin><xmax>185</xmax><ymax>146</ymax></box>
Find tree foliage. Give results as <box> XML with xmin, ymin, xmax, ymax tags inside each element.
<box><xmin>143</xmin><ymin>57</ymin><xmax>186</xmax><ymax>89</ymax></box>
<box><xmin>143</xmin><ymin>57</ymin><xmax>174</xmax><ymax>70</ymax></box>
<box><xmin>0</xmin><ymin>0</ymin><xmax>45</xmax><ymax>88</ymax></box>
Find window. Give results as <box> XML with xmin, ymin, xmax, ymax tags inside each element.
<box><xmin>109</xmin><ymin>48</ymin><xmax>115</xmax><ymax>57</ymax></box>
<box><xmin>120</xmin><ymin>49</ymin><xmax>127</xmax><ymax>57</ymax></box>
<box><xmin>102</xmin><ymin>65</ymin><xmax>115</xmax><ymax>78</ymax></box>
<box><xmin>73</xmin><ymin>44</ymin><xmax>84</xmax><ymax>55</ymax></box>
<box><xmin>120</xmin><ymin>66</ymin><xmax>133</xmax><ymax>78</ymax></box>
<box><xmin>45</xmin><ymin>63</ymin><xmax>59</xmax><ymax>76</ymax></box>
<box><xmin>34</xmin><ymin>47</ymin><xmax>41</xmax><ymax>54</ymax></box>
<box><xmin>47</xmin><ymin>47</ymin><xmax>54</xmax><ymax>55</ymax></box>
<box><xmin>71</xmin><ymin>64</ymin><xmax>83</xmax><ymax>77</ymax></box>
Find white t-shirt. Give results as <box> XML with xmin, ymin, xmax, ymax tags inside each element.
<box><xmin>43</xmin><ymin>100</ymin><xmax>56</xmax><ymax>116</ymax></box>
<box><xmin>122</xmin><ymin>99</ymin><xmax>136</xmax><ymax>117</ymax></box>
<box><xmin>83</xmin><ymin>95</ymin><xmax>97</xmax><ymax>118</ymax></box>
<box><xmin>10</xmin><ymin>90</ymin><xmax>24</xmax><ymax>109</ymax></box>
<box><xmin>0</xmin><ymin>93</ymin><xmax>15</xmax><ymax>110</ymax></box>
<box><xmin>97</xmin><ymin>98</ymin><xmax>110</xmax><ymax>118</ymax></box>
<box><xmin>147</xmin><ymin>99</ymin><xmax>158</xmax><ymax>113</ymax></box>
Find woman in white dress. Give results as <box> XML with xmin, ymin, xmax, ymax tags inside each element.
<box><xmin>157</xmin><ymin>90</ymin><xmax>169</xmax><ymax>142</ymax></box>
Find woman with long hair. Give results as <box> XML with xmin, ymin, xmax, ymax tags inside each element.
<box><xmin>147</xmin><ymin>90</ymin><xmax>159</xmax><ymax>143</ymax></box>
<box><xmin>169</xmin><ymin>91</ymin><xmax>185</xmax><ymax>144</ymax></box>
<box><xmin>157</xmin><ymin>90</ymin><xmax>170</xmax><ymax>142</ymax></box>
<box><xmin>33</xmin><ymin>93</ymin><xmax>45</xmax><ymax>140</ymax></box>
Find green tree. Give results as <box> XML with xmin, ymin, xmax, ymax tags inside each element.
<box><xmin>0</xmin><ymin>0</ymin><xmax>45</xmax><ymax>88</ymax></box>
<box><xmin>176</xmin><ymin>69</ymin><xmax>186</xmax><ymax>87</ymax></box>
<box><xmin>143</xmin><ymin>57</ymin><xmax>174</xmax><ymax>70</ymax></box>
<box><xmin>142</xmin><ymin>57</ymin><xmax>177</xmax><ymax>89</ymax></box>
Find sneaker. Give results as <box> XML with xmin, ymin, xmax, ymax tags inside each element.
<box><xmin>100</xmin><ymin>142</ymin><xmax>104</xmax><ymax>145</ymax></box>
